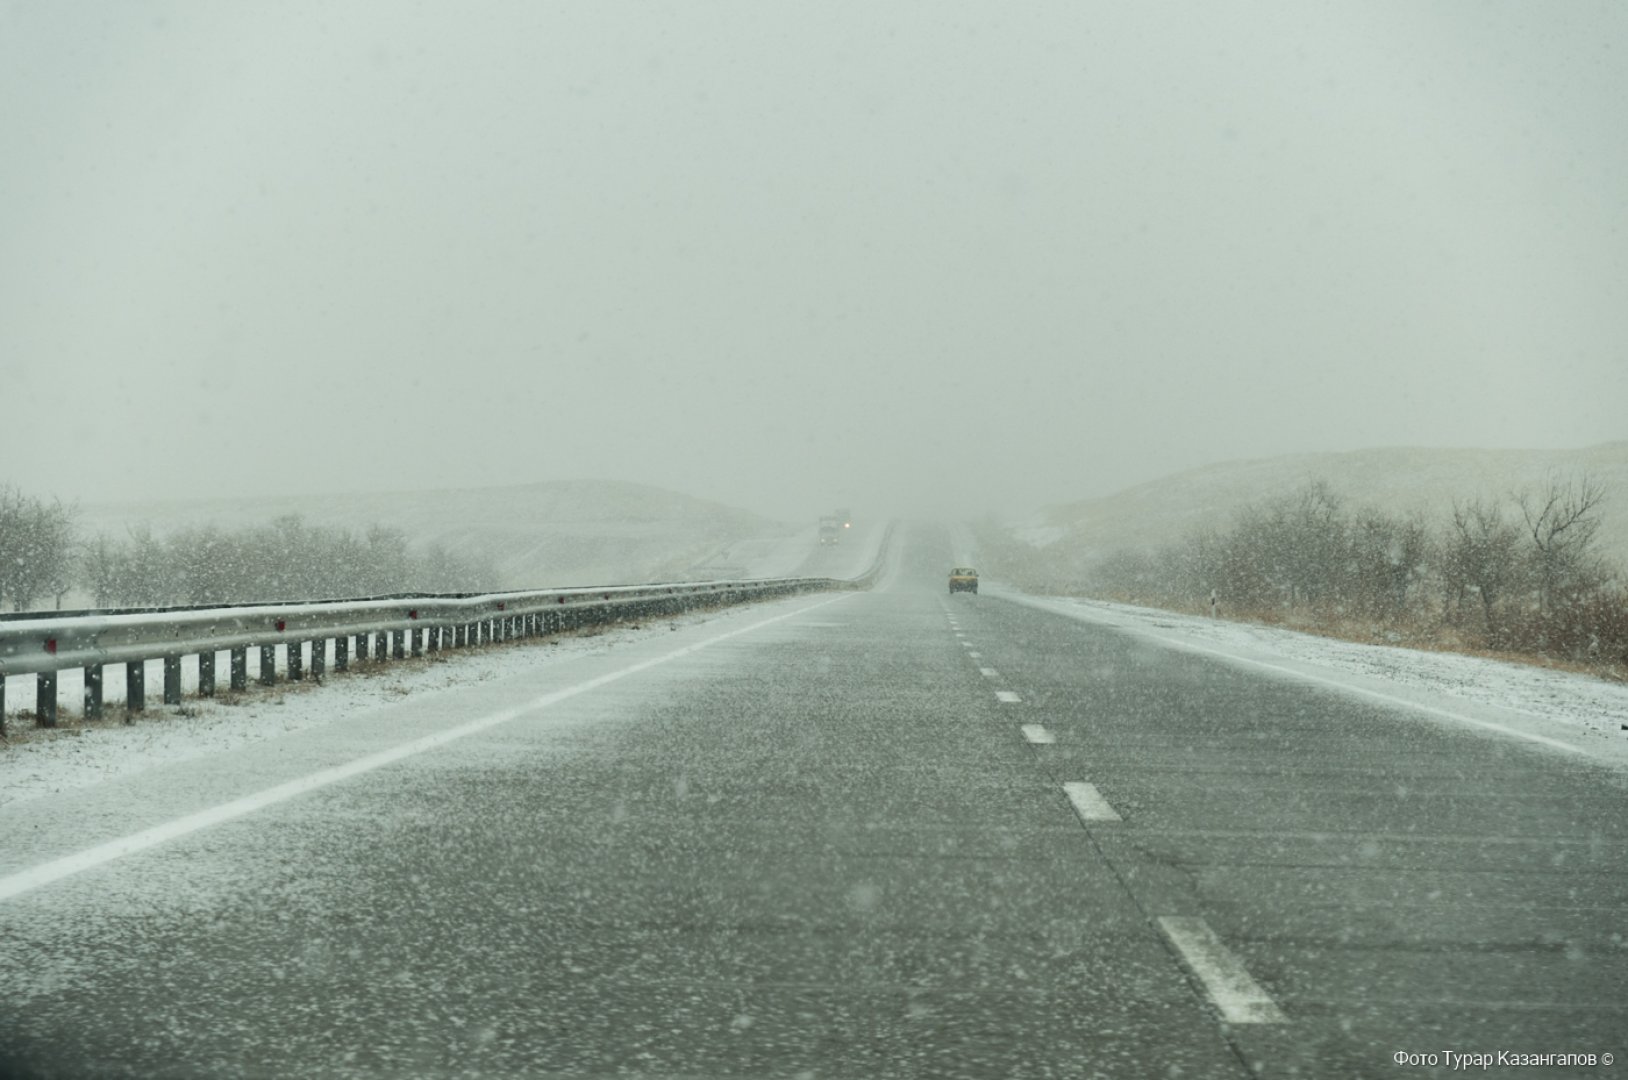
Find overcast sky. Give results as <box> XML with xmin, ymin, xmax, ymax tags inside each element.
<box><xmin>2</xmin><ymin>1</ymin><xmax>1624</xmax><ymax>521</ymax></box>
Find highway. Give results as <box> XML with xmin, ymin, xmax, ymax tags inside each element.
<box><xmin>1</xmin><ymin>525</ymin><xmax>1623</xmax><ymax>1078</ymax></box>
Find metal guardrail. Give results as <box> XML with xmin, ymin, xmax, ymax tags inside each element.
<box><xmin>0</xmin><ymin>529</ymin><xmax>891</xmax><ymax>729</ymax></box>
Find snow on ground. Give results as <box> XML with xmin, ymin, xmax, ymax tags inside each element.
<box><xmin>688</xmin><ymin>523</ymin><xmax>819</xmax><ymax>579</ymax></box>
<box><xmin>0</xmin><ymin>527</ymin><xmax>894</xmax><ymax>810</ymax></box>
<box><xmin>0</xmin><ymin>616</ymin><xmax>702</xmax><ymax>809</ymax></box>
<box><xmin>997</xmin><ymin>589</ymin><xmax>1628</xmax><ymax>769</ymax></box>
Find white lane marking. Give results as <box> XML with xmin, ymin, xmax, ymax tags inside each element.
<box><xmin>1012</xmin><ymin>595</ymin><xmax>1586</xmax><ymax>758</ymax></box>
<box><xmin>961</xmin><ymin>641</ymin><xmax>974</xmax><ymax>648</ymax></box>
<box><xmin>980</xmin><ymin>667</ymin><xmax>1000</xmax><ymax>679</ymax></box>
<box><xmin>954</xmin><ymin>632</ymin><xmax>965</xmax><ymax>638</ymax></box>
<box><xmin>996</xmin><ymin>690</ymin><xmax>1022</xmax><ymax>703</ymax></box>
<box><xmin>1063</xmin><ymin>781</ymin><xmax>1121</xmax><ymax>822</ymax></box>
<box><xmin>0</xmin><ymin>595</ymin><xmax>848</xmax><ymax>905</ymax></box>
<box><xmin>967</xmin><ymin>651</ymin><xmax>982</xmax><ymax>658</ymax></box>
<box><xmin>1158</xmin><ymin>917</ymin><xmax>1287</xmax><ymax>1024</ymax></box>
<box><xmin>1021</xmin><ymin>723</ymin><xmax>1054</xmax><ymax>744</ymax></box>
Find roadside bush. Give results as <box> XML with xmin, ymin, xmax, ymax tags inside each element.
<box><xmin>982</xmin><ymin>475</ymin><xmax>1625</xmax><ymax>677</ymax></box>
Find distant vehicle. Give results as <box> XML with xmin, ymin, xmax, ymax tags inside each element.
<box><xmin>818</xmin><ymin>516</ymin><xmax>841</xmax><ymax>545</ymax></box>
<box><xmin>949</xmin><ymin>567</ymin><xmax>978</xmax><ymax>594</ymax></box>
<box><xmin>834</xmin><ymin>507</ymin><xmax>852</xmax><ymax>529</ymax></box>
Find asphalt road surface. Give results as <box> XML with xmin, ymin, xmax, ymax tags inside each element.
<box><xmin>2</xmin><ymin>526</ymin><xmax>1624</xmax><ymax>1078</ymax></box>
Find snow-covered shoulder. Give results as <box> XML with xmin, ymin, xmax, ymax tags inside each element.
<box><xmin>995</xmin><ymin>588</ymin><xmax>1628</xmax><ymax>770</ymax></box>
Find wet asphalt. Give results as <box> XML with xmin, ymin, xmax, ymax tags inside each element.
<box><xmin>1</xmin><ymin>526</ymin><xmax>1625</xmax><ymax>1078</ymax></box>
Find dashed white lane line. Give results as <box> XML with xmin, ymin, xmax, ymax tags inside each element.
<box><xmin>967</xmin><ymin>651</ymin><xmax>982</xmax><ymax>658</ymax></box>
<box><xmin>0</xmin><ymin>594</ymin><xmax>849</xmax><ymax>905</ymax></box>
<box><xmin>996</xmin><ymin>690</ymin><xmax>1022</xmax><ymax>703</ymax></box>
<box><xmin>1157</xmin><ymin>917</ymin><xmax>1288</xmax><ymax>1024</ymax></box>
<box><xmin>1016</xmin><ymin>596</ymin><xmax>1589</xmax><ymax>758</ymax></box>
<box><xmin>980</xmin><ymin>667</ymin><xmax>1000</xmax><ymax>679</ymax></box>
<box><xmin>1063</xmin><ymin>781</ymin><xmax>1121</xmax><ymax>822</ymax></box>
<box><xmin>1021</xmin><ymin>723</ymin><xmax>1054</xmax><ymax>744</ymax></box>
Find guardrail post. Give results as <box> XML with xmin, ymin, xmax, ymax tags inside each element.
<box><xmin>1</xmin><ymin>678</ymin><xmax>6</xmax><ymax>733</ymax></box>
<box><xmin>454</xmin><ymin>624</ymin><xmax>466</xmax><ymax>648</ymax></box>
<box><xmin>37</xmin><ymin>672</ymin><xmax>58</xmax><ymax>727</ymax></box>
<box><xmin>259</xmin><ymin>645</ymin><xmax>276</xmax><ymax>686</ymax></box>
<box><xmin>311</xmin><ymin>639</ymin><xmax>326</xmax><ymax>679</ymax></box>
<box><xmin>230</xmin><ymin>647</ymin><xmax>247</xmax><ymax>691</ymax></box>
<box><xmin>287</xmin><ymin>641</ymin><xmax>304</xmax><ymax>682</ymax></box>
<box><xmin>334</xmin><ymin>636</ymin><xmax>348</xmax><ymax>672</ymax></box>
<box><xmin>353</xmin><ymin>632</ymin><xmax>368</xmax><ymax>661</ymax></box>
<box><xmin>163</xmin><ymin>656</ymin><xmax>182</xmax><ymax>705</ymax></box>
<box><xmin>126</xmin><ymin>662</ymin><xmax>145</xmax><ymax>715</ymax></box>
<box><xmin>198</xmin><ymin>652</ymin><xmax>215</xmax><ymax>697</ymax></box>
<box><xmin>392</xmin><ymin>630</ymin><xmax>405</xmax><ymax>660</ymax></box>
<box><xmin>84</xmin><ymin>664</ymin><xmax>104</xmax><ymax>719</ymax></box>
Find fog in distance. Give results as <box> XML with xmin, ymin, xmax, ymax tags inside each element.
<box><xmin>3</xmin><ymin>2</ymin><xmax>1624</xmax><ymax>521</ymax></box>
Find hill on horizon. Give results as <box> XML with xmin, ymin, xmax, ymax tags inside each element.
<box><xmin>74</xmin><ymin>478</ymin><xmax>787</xmax><ymax>589</ymax></box>
<box><xmin>1014</xmin><ymin>442</ymin><xmax>1628</xmax><ymax>565</ymax></box>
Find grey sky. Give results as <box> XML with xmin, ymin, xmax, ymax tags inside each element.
<box><xmin>3</xmin><ymin>1</ymin><xmax>1624</xmax><ymax>521</ymax></box>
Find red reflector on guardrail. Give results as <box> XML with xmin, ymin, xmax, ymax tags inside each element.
<box><xmin>408</xmin><ymin>609</ymin><xmax>418</xmax><ymax>620</ymax></box>
<box><xmin>497</xmin><ymin>602</ymin><xmax>506</xmax><ymax>611</ymax></box>
<box><xmin>557</xmin><ymin>597</ymin><xmax>566</xmax><ymax>604</ymax></box>
<box><xmin>275</xmin><ymin>620</ymin><xmax>286</xmax><ymax>632</ymax></box>
<box><xmin>44</xmin><ymin>638</ymin><xmax>56</xmax><ymax>655</ymax></box>
<box><xmin>602</xmin><ymin>593</ymin><xmax>611</xmax><ymax>601</ymax></box>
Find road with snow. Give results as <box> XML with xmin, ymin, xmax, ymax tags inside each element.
<box><xmin>2</xmin><ymin>526</ymin><xmax>1625</xmax><ymax>1078</ymax></box>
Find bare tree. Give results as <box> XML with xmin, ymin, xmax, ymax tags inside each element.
<box><xmin>0</xmin><ymin>487</ymin><xmax>76</xmax><ymax>611</ymax></box>
<box><xmin>1444</xmin><ymin>498</ymin><xmax>1524</xmax><ymax>633</ymax></box>
<box><xmin>1516</xmin><ymin>474</ymin><xmax>1606</xmax><ymax>615</ymax></box>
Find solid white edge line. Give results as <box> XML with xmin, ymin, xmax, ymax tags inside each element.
<box><xmin>0</xmin><ymin>594</ymin><xmax>848</xmax><ymax>904</ymax></box>
<box><xmin>996</xmin><ymin>690</ymin><xmax>1022</xmax><ymax>703</ymax></box>
<box><xmin>1021</xmin><ymin>723</ymin><xmax>1054</xmax><ymax>744</ymax></box>
<box><xmin>1010</xmin><ymin>595</ymin><xmax>1587</xmax><ymax>757</ymax></box>
<box><xmin>1157</xmin><ymin>916</ymin><xmax>1287</xmax><ymax>1024</ymax></box>
<box><xmin>1063</xmin><ymin>781</ymin><xmax>1121</xmax><ymax>822</ymax></box>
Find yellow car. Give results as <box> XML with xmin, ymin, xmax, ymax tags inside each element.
<box><xmin>949</xmin><ymin>567</ymin><xmax>979</xmax><ymax>594</ymax></box>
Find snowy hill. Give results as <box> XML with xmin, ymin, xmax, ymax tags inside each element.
<box><xmin>75</xmin><ymin>479</ymin><xmax>791</xmax><ymax>589</ymax></box>
<box><xmin>1016</xmin><ymin>443</ymin><xmax>1628</xmax><ymax>563</ymax></box>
